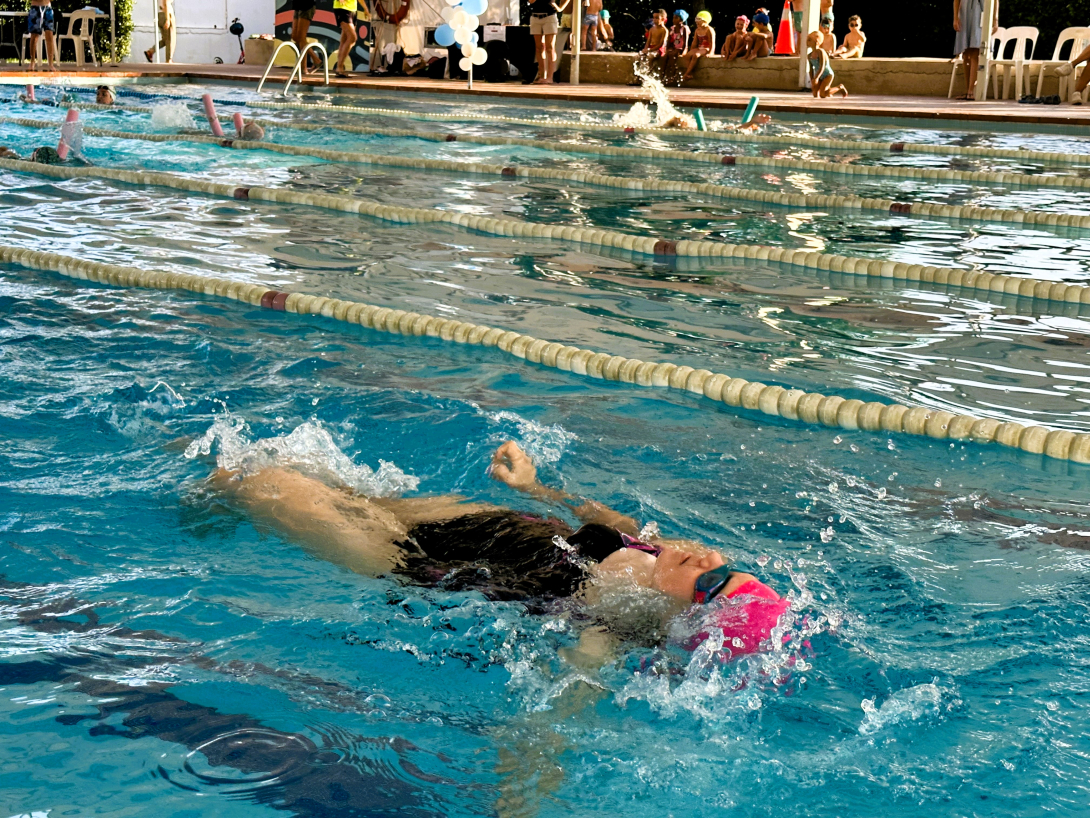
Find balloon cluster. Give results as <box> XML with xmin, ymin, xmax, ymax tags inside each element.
<box><xmin>434</xmin><ymin>0</ymin><xmax>489</xmax><ymax>72</ymax></box>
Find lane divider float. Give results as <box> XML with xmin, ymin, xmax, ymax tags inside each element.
<box><xmin>1</xmin><ymin>242</ymin><xmax>1087</xmax><ymax>464</ymax></box>
<box><xmin>6</xmin><ymin>115</ymin><xmax>1089</xmax><ymax>233</ymax></box>
<box><xmin>246</xmin><ymin>99</ymin><xmax>1090</xmax><ymax>166</ymax></box>
<box><xmin>3</xmin><ymin>155</ymin><xmax>1089</xmax><ymax>309</ymax></box>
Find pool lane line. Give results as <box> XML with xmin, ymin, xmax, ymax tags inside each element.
<box><xmin>60</xmin><ymin>103</ymin><xmax>1090</xmax><ymax>192</ymax></box>
<box><xmin>3</xmin><ymin>155</ymin><xmax>1090</xmax><ymax>310</ymax></box>
<box><xmin>245</xmin><ymin>99</ymin><xmax>1090</xmax><ymax>167</ymax></box>
<box><xmin>2</xmin><ymin>242</ymin><xmax>1087</xmax><ymax>465</ymax></box>
<box><xmin>8</xmin><ymin>114</ymin><xmax>1090</xmax><ymax>234</ymax></box>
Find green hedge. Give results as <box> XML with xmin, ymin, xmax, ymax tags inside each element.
<box><xmin>0</xmin><ymin>0</ymin><xmax>133</xmax><ymax>61</ymax></box>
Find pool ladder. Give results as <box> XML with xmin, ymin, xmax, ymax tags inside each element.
<box><xmin>257</xmin><ymin>40</ymin><xmax>330</xmax><ymax>94</ymax></box>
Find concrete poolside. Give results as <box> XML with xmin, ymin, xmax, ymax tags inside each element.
<box><xmin>3</xmin><ymin>61</ymin><xmax>1090</xmax><ymax>129</ymax></box>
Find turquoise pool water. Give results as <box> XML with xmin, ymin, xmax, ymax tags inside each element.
<box><xmin>2</xmin><ymin>84</ymin><xmax>1090</xmax><ymax>817</ymax></box>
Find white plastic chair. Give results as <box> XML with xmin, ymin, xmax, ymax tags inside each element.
<box><xmin>948</xmin><ymin>27</ymin><xmax>1004</xmax><ymax>98</ymax></box>
<box><xmin>986</xmin><ymin>25</ymin><xmax>1038</xmax><ymax>99</ymax></box>
<box><xmin>20</xmin><ymin>33</ymin><xmax>45</xmax><ymax>66</ymax></box>
<box><xmin>57</xmin><ymin>9</ymin><xmax>98</xmax><ymax>67</ymax></box>
<box><xmin>1030</xmin><ymin>26</ymin><xmax>1090</xmax><ymax>99</ymax></box>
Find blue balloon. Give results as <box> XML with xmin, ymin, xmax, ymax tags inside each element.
<box><xmin>470</xmin><ymin>32</ymin><xmax>479</xmax><ymax>45</ymax></box>
<box><xmin>461</xmin><ymin>0</ymin><xmax>487</xmax><ymax>16</ymax></box>
<box><xmin>434</xmin><ymin>23</ymin><xmax>456</xmax><ymax>46</ymax></box>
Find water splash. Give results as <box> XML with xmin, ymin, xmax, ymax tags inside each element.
<box><xmin>859</xmin><ymin>680</ymin><xmax>958</xmax><ymax>735</ymax></box>
<box><xmin>185</xmin><ymin>414</ymin><xmax>419</xmax><ymax>496</ymax></box>
<box><xmin>612</xmin><ymin>62</ymin><xmax>695</xmax><ymax>129</ymax></box>
<box><xmin>486</xmin><ymin>410</ymin><xmax>577</xmax><ymax>465</ymax></box>
<box><xmin>150</xmin><ymin>101</ymin><xmax>198</xmax><ymax>131</ymax></box>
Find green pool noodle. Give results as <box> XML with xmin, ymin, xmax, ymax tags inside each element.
<box><xmin>742</xmin><ymin>95</ymin><xmax>760</xmax><ymax>124</ymax></box>
<box><xmin>693</xmin><ymin>108</ymin><xmax>707</xmax><ymax>131</ymax></box>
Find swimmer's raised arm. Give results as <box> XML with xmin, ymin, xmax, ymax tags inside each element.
<box><xmin>489</xmin><ymin>441</ymin><xmax>639</xmax><ymax>535</ymax></box>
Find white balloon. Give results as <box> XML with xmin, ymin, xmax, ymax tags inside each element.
<box><xmin>449</xmin><ymin>9</ymin><xmax>468</xmax><ymax>28</ymax></box>
<box><xmin>464</xmin><ymin>14</ymin><xmax>479</xmax><ymax>29</ymax></box>
<box><xmin>454</xmin><ymin>26</ymin><xmax>472</xmax><ymax>44</ymax></box>
<box><xmin>443</xmin><ymin>0</ymin><xmax>459</xmax><ymax>6</ymax></box>
<box><xmin>440</xmin><ymin>6</ymin><xmax>455</xmax><ymax>20</ymax></box>
<box><xmin>460</xmin><ymin>42</ymin><xmax>475</xmax><ymax>57</ymax></box>
<box><xmin>459</xmin><ymin>56</ymin><xmax>472</xmax><ymax>71</ymax></box>
<box><xmin>471</xmin><ymin>47</ymin><xmax>488</xmax><ymax>65</ymax></box>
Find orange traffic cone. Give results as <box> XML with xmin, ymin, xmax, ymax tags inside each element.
<box><xmin>774</xmin><ymin>0</ymin><xmax>795</xmax><ymax>55</ymax></box>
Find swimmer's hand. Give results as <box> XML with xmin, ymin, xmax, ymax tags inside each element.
<box><xmin>489</xmin><ymin>440</ymin><xmax>539</xmax><ymax>493</ymax></box>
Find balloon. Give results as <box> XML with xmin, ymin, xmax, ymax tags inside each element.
<box><xmin>471</xmin><ymin>47</ymin><xmax>488</xmax><ymax>65</ymax></box>
<box><xmin>462</xmin><ymin>0</ymin><xmax>487</xmax><ymax>15</ymax></box>
<box><xmin>459</xmin><ymin>56</ymin><xmax>472</xmax><ymax>71</ymax></box>
<box><xmin>470</xmin><ymin>31</ymin><xmax>479</xmax><ymax>44</ymax></box>
<box><xmin>464</xmin><ymin>14</ymin><xmax>479</xmax><ymax>29</ymax></box>
<box><xmin>443</xmin><ymin>0</ymin><xmax>459</xmax><ymax>6</ymax></box>
<box><xmin>454</xmin><ymin>26</ymin><xmax>472</xmax><ymax>45</ymax></box>
<box><xmin>440</xmin><ymin>6</ymin><xmax>455</xmax><ymax>21</ymax></box>
<box><xmin>449</xmin><ymin>9</ymin><xmax>468</xmax><ymax>28</ymax></box>
<box><xmin>434</xmin><ymin>23</ymin><xmax>456</xmax><ymax>46</ymax></box>
<box><xmin>461</xmin><ymin>42</ymin><xmax>475</xmax><ymax>57</ymax></box>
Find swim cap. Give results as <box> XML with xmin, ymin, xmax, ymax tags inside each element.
<box><xmin>600</xmin><ymin>9</ymin><xmax>609</xmax><ymax>19</ymax></box>
<box><xmin>673</xmin><ymin>9</ymin><xmax>688</xmax><ymax>21</ymax></box>
<box><xmin>31</xmin><ymin>146</ymin><xmax>62</xmax><ymax>165</ymax></box>
<box><xmin>736</xmin><ymin>14</ymin><xmax>749</xmax><ymax>26</ymax></box>
<box><xmin>695</xmin><ymin>9</ymin><xmax>711</xmax><ymax>22</ymax></box>
<box><xmin>753</xmin><ymin>10</ymin><xmax>769</xmax><ymax>24</ymax></box>
<box><xmin>679</xmin><ymin>579</ymin><xmax>790</xmax><ymax>655</ymax></box>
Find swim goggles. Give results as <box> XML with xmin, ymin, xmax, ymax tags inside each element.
<box><xmin>693</xmin><ymin>564</ymin><xmax>733</xmax><ymax>604</ymax></box>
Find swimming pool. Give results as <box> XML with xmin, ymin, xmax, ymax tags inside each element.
<box><xmin>2</xmin><ymin>82</ymin><xmax>1090</xmax><ymax>817</ymax></box>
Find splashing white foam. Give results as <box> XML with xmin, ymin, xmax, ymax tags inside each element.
<box><xmin>150</xmin><ymin>101</ymin><xmax>198</xmax><ymax>131</ymax></box>
<box><xmin>185</xmin><ymin>414</ymin><xmax>419</xmax><ymax>496</ymax></box>
<box><xmin>858</xmin><ymin>680</ymin><xmax>955</xmax><ymax>735</ymax></box>
<box><xmin>59</xmin><ymin>119</ymin><xmax>83</xmax><ymax>157</ymax></box>
<box><xmin>612</xmin><ymin>62</ymin><xmax>695</xmax><ymax>129</ymax></box>
<box><xmin>486</xmin><ymin>410</ymin><xmax>577</xmax><ymax>465</ymax></box>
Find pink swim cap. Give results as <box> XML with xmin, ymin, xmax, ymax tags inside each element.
<box><xmin>681</xmin><ymin>579</ymin><xmax>789</xmax><ymax>655</ymax></box>
<box><xmin>736</xmin><ymin>15</ymin><xmax>750</xmax><ymax>26</ymax></box>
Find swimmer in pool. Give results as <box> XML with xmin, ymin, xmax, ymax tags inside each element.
<box><xmin>211</xmin><ymin>440</ymin><xmax>788</xmax><ymax>656</ymax></box>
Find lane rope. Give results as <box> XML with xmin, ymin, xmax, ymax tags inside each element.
<box><xmin>8</xmin><ymin>114</ymin><xmax>1089</xmax><ymax>233</ymax></box>
<box><xmin>3</xmin><ymin>156</ymin><xmax>1089</xmax><ymax>309</ymax></box>
<box><xmin>245</xmin><ymin>99</ymin><xmax>1090</xmax><ymax>166</ymax></box>
<box><xmin>1</xmin><ymin>242</ymin><xmax>1086</xmax><ymax>463</ymax></box>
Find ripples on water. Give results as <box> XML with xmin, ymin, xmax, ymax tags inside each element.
<box><xmin>1</xmin><ymin>85</ymin><xmax>1090</xmax><ymax>817</ymax></box>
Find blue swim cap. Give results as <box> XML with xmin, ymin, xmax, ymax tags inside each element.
<box><xmin>600</xmin><ymin>8</ymin><xmax>609</xmax><ymax>19</ymax></box>
<box><xmin>753</xmin><ymin>11</ymin><xmax>770</xmax><ymax>24</ymax></box>
<box><xmin>674</xmin><ymin>9</ymin><xmax>688</xmax><ymax>21</ymax></box>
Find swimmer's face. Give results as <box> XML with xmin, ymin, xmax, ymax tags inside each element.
<box><xmin>653</xmin><ymin>12</ymin><xmax>665</xmax><ymax>25</ymax></box>
<box><xmin>650</xmin><ymin>546</ymin><xmax>726</xmax><ymax>605</ymax></box>
<box><xmin>96</xmin><ymin>88</ymin><xmax>114</xmax><ymax>105</ymax></box>
<box><xmin>672</xmin><ymin>14</ymin><xmax>681</xmax><ymax>25</ymax></box>
<box><xmin>735</xmin><ymin>18</ymin><xmax>745</xmax><ymax>31</ymax></box>
<box><xmin>820</xmin><ymin>20</ymin><xmax>831</xmax><ymax>32</ymax></box>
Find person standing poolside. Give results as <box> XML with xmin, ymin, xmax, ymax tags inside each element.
<box><xmin>953</xmin><ymin>0</ymin><xmax>998</xmax><ymax>100</ymax></box>
<box><xmin>27</xmin><ymin>0</ymin><xmax>57</xmax><ymax>72</ymax></box>
<box><xmin>144</xmin><ymin>0</ymin><xmax>176</xmax><ymax>63</ymax></box>
<box><xmin>790</xmin><ymin>0</ymin><xmax>803</xmax><ymax>51</ymax></box>
<box><xmin>528</xmin><ymin>0</ymin><xmax>568</xmax><ymax>84</ymax></box>
<box><xmin>583</xmin><ymin>0</ymin><xmax>604</xmax><ymax>52</ymax></box>
<box><xmin>291</xmin><ymin>0</ymin><xmax>321</xmax><ymax>73</ymax></box>
<box><xmin>333</xmin><ymin>0</ymin><xmax>358</xmax><ymax>76</ymax></box>
<box><xmin>208</xmin><ymin>440</ymin><xmax>790</xmax><ymax>657</ymax></box>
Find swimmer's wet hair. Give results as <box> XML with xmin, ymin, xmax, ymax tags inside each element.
<box><xmin>567</xmin><ymin>523</ymin><xmax>625</xmax><ymax>563</ymax></box>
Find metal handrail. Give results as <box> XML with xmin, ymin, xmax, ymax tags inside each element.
<box><xmin>256</xmin><ymin>40</ymin><xmax>300</xmax><ymax>93</ymax></box>
<box><xmin>285</xmin><ymin>42</ymin><xmax>330</xmax><ymax>94</ymax></box>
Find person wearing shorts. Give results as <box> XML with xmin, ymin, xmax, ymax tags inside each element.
<box><xmin>528</xmin><ymin>0</ymin><xmax>566</xmax><ymax>83</ymax></box>
<box><xmin>292</xmin><ymin>0</ymin><xmax>320</xmax><ymax>72</ymax></box>
<box><xmin>333</xmin><ymin>0</ymin><xmax>358</xmax><ymax>76</ymax></box>
<box><xmin>27</xmin><ymin>0</ymin><xmax>57</xmax><ymax>72</ymax></box>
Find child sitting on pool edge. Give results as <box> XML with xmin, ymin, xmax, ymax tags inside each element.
<box><xmin>743</xmin><ymin>8</ymin><xmax>774</xmax><ymax>60</ymax></box>
<box><xmin>634</xmin><ymin>9</ymin><xmax>668</xmax><ymax>81</ymax></box>
<box><xmin>721</xmin><ymin>15</ymin><xmax>748</xmax><ymax>60</ymax></box>
<box><xmin>678</xmin><ymin>10</ymin><xmax>713</xmax><ymax>82</ymax></box>
<box><xmin>807</xmin><ymin>30</ymin><xmax>847</xmax><ymax>97</ymax></box>
<box><xmin>833</xmin><ymin>15</ymin><xmax>865</xmax><ymax>58</ymax></box>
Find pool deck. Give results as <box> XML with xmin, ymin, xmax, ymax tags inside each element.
<box><xmin>6</xmin><ymin>62</ymin><xmax>1090</xmax><ymax>128</ymax></box>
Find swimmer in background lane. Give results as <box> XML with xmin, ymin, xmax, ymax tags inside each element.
<box><xmin>210</xmin><ymin>440</ymin><xmax>788</xmax><ymax>659</ymax></box>
<box><xmin>96</xmin><ymin>85</ymin><xmax>116</xmax><ymax>105</ymax></box>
